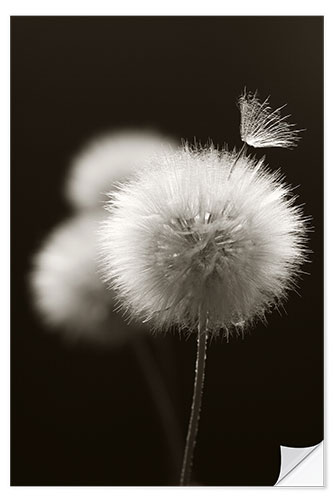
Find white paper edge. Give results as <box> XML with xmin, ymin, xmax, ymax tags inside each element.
<box><xmin>275</xmin><ymin>441</ymin><xmax>324</xmax><ymax>486</ymax></box>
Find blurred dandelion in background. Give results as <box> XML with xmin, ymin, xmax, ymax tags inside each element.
<box><xmin>65</xmin><ymin>129</ymin><xmax>178</xmax><ymax>210</ymax></box>
<box><xmin>30</xmin><ymin>211</ymin><xmax>126</xmax><ymax>345</ymax></box>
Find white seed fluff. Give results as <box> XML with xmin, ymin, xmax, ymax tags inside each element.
<box><xmin>30</xmin><ymin>212</ymin><xmax>136</xmax><ymax>345</ymax></box>
<box><xmin>99</xmin><ymin>146</ymin><xmax>308</xmax><ymax>336</ymax></box>
<box><xmin>239</xmin><ymin>90</ymin><xmax>303</xmax><ymax>149</ymax></box>
<box><xmin>65</xmin><ymin>130</ymin><xmax>177</xmax><ymax>210</ymax></box>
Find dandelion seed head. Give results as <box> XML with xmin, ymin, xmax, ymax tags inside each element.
<box><xmin>100</xmin><ymin>146</ymin><xmax>308</xmax><ymax>336</ymax></box>
<box><xmin>66</xmin><ymin>130</ymin><xmax>177</xmax><ymax>210</ymax></box>
<box><xmin>30</xmin><ymin>213</ymin><xmax>137</xmax><ymax>345</ymax></box>
<box><xmin>239</xmin><ymin>90</ymin><xmax>303</xmax><ymax>149</ymax></box>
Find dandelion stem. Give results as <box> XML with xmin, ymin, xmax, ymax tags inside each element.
<box><xmin>180</xmin><ymin>321</ymin><xmax>209</xmax><ymax>486</ymax></box>
<box><xmin>228</xmin><ymin>142</ymin><xmax>247</xmax><ymax>178</ymax></box>
<box><xmin>133</xmin><ymin>338</ymin><xmax>183</xmax><ymax>484</ymax></box>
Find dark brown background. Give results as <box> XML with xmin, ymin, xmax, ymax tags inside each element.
<box><xmin>11</xmin><ymin>16</ymin><xmax>323</xmax><ymax>486</ymax></box>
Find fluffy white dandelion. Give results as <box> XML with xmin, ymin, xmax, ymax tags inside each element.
<box><xmin>238</xmin><ymin>90</ymin><xmax>303</xmax><ymax>149</ymax></box>
<box><xmin>30</xmin><ymin>212</ymin><xmax>135</xmax><ymax>345</ymax></box>
<box><xmin>66</xmin><ymin>130</ymin><xmax>177</xmax><ymax>210</ymax></box>
<box><xmin>99</xmin><ymin>142</ymin><xmax>309</xmax><ymax>486</ymax></box>
<box><xmin>100</xmin><ymin>145</ymin><xmax>308</xmax><ymax>336</ymax></box>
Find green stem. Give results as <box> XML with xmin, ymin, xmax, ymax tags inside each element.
<box><xmin>180</xmin><ymin>322</ymin><xmax>209</xmax><ymax>486</ymax></box>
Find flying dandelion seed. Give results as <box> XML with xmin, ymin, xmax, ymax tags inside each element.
<box><xmin>238</xmin><ymin>90</ymin><xmax>303</xmax><ymax>149</ymax></box>
<box><xmin>100</xmin><ymin>145</ymin><xmax>308</xmax><ymax>337</ymax></box>
<box><xmin>30</xmin><ymin>212</ymin><xmax>136</xmax><ymax>345</ymax></box>
<box><xmin>65</xmin><ymin>130</ymin><xmax>177</xmax><ymax>210</ymax></box>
